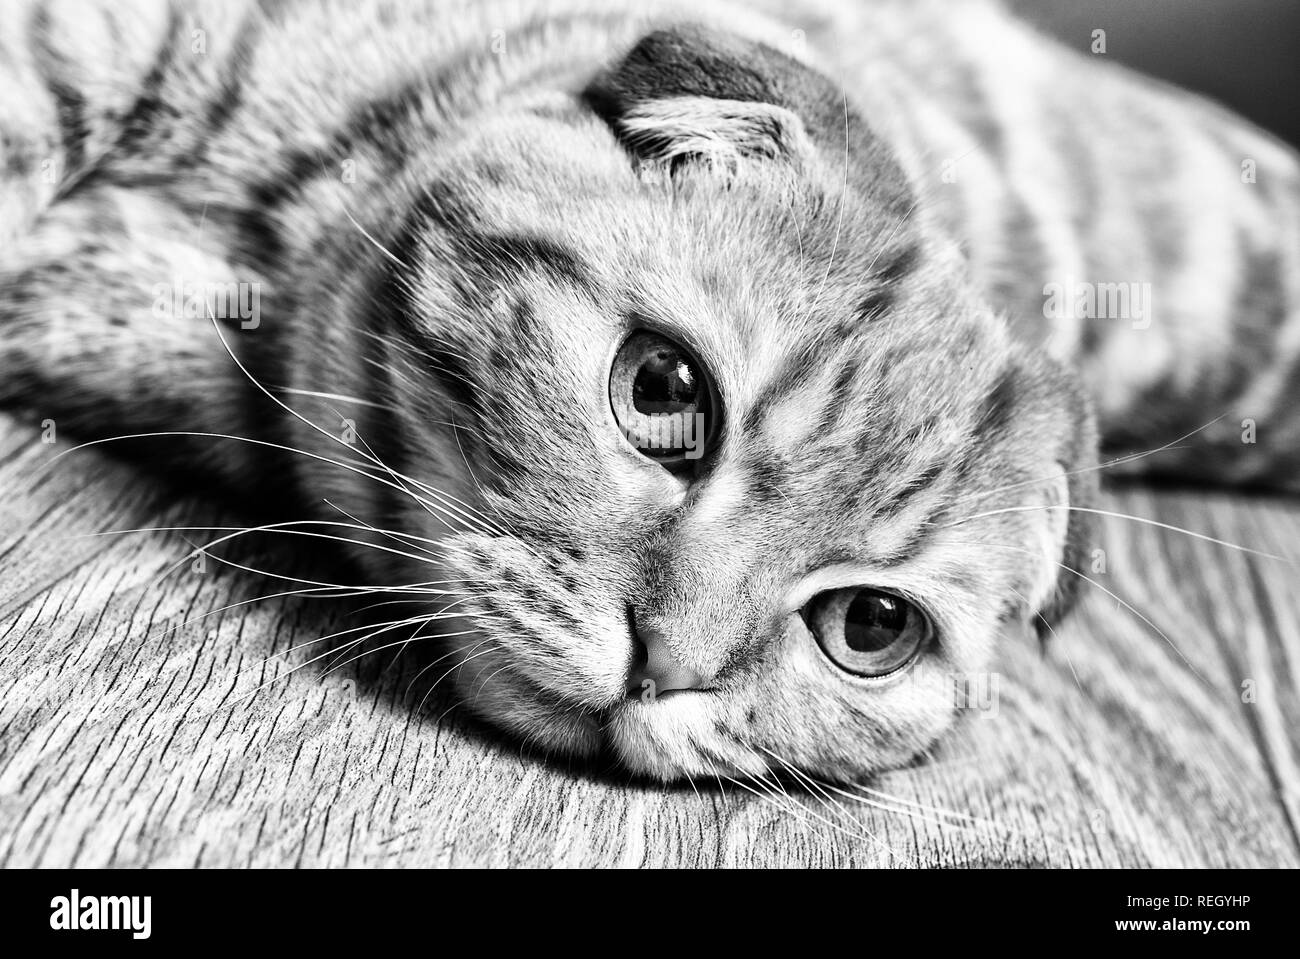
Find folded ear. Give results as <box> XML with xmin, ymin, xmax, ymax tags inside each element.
<box><xmin>1016</xmin><ymin>357</ymin><xmax>1100</xmax><ymax>639</ymax></box>
<box><xmin>602</xmin><ymin>95</ymin><xmax>816</xmax><ymax>170</ymax></box>
<box><xmin>582</xmin><ymin>25</ymin><xmax>911</xmax><ymax>207</ymax></box>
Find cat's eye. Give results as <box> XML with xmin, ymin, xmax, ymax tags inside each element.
<box><xmin>802</xmin><ymin>587</ymin><xmax>931</xmax><ymax>677</ymax></box>
<box><xmin>609</xmin><ymin>330</ymin><xmax>719</xmax><ymax>472</ymax></box>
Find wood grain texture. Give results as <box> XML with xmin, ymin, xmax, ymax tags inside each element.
<box><xmin>1</xmin><ymin>410</ymin><xmax>1297</xmax><ymax>868</ymax></box>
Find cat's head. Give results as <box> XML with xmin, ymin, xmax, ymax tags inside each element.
<box><xmin>369</xmin><ymin>25</ymin><xmax>1097</xmax><ymax>781</ymax></box>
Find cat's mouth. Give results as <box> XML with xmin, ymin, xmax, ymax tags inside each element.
<box><xmin>600</xmin><ymin>694</ymin><xmax>767</xmax><ymax>781</ymax></box>
<box><xmin>458</xmin><ymin>644</ymin><xmax>755</xmax><ymax>780</ymax></box>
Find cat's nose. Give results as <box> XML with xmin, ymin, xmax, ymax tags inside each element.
<box><xmin>626</xmin><ymin>612</ymin><xmax>708</xmax><ymax>701</ymax></box>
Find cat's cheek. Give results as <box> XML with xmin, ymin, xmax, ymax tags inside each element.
<box><xmin>776</xmin><ymin>626</ymin><xmax>964</xmax><ymax>771</ymax></box>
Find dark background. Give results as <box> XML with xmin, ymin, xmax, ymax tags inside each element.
<box><xmin>1007</xmin><ymin>0</ymin><xmax>1300</xmax><ymax>147</ymax></box>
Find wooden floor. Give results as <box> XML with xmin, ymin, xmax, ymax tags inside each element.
<box><xmin>1</xmin><ymin>409</ymin><xmax>1297</xmax><ymax>868</ymax></box>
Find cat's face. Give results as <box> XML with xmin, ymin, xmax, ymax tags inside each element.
<box><xmin>370</xmin><ymin>28</ymin><xmax>1097</xmax><ymax>782</ymax></box>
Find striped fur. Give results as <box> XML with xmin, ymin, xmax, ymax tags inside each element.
<box><xmin>0</xmin><ymin>0</ymin><xmax>1293</xmax><ymax>781</ymax></box>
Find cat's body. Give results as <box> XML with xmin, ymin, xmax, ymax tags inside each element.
<box><xmin>1</xmin><ymin>0</ymin><xmax>1297</xmax><ymax>781</ymax></box>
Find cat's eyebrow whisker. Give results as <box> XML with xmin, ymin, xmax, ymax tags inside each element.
<box><xmin>861</xmin><ymin>195</ymin><xmax>922</xmax><ymax>281</ymax></box>
<box><xmin>802</xmin><ymin>82</ymin><xmax>852</xmax><ymax>324</ymax></box>
<box><xmin>276</xmin><ymin>386</ymin><xmax>394</xmax><ymax>411</ymax></box>
<box><xmin>202</xmin><ymin>519</ymin><xmax>445</xmax><ymax>564</ymax></box>
<box><xmin>315</xmin><ymin>151</ymin><xmax>411</xmax><ymax>270</ymax></box>
<box><xmin>1054</xmin><ymin>558</ymin><xmax>1208</xmax><ymax>681</ymax></box>
<box><xmin>947</xmin><ymin>536</ymin><xmax>1207</xmax><ymax>681</ymax></box>
<box><xmin>355</xmin><ymin>335</ymin><xmax>490</xmax><ymax>443</ymax></box>
<box><xmin>150</xmin><ymin>538</ymin><xmax>418</xmax><ymax>596</ymax></box>
<box><xmin>446</xmin><ymin>408</ymin><xmax>523</xmax><ymax>545</ymax></box>
<box><xmin>944</xmin><ymin>503</ymin><xmax>1292</xmax><ymax>564</ymax></box>
<box><xmin>783</xmin><ymin>191</ymin><xmax>808</xmax><ymax>316</ymax></box>
<box><xmin>374</xmin><ymin>444</ymin><xmax>520</xmax><ymax>542</ymax></box>
<box><xmin>846</xmin><ymin>141</ymin><xmax>983</xmax><ymax>307</ymax></box>
<box><xmin>948</xmin><ymin>412</ymin><xmax>1231</xmax><ymax>512</ymax></box>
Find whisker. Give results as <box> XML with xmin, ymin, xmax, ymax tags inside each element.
<box><xmin>943</xmin><ymin>503</ymin><xmax>1291</xmax><ymax>564</ymax></box>
<box><xmin>277</xmin><ymin>387</ymin><xmax>394</xmax><ymax>410</ymax></box>
<box><xmin>405</xmin><ymin>636</ymin><xmax>496</xmax><ymax>702</ymax></box>
<box><xmin>946</xmin><ymin>537</ymin><xmax>1207</xmax><ymax>682</ymax></box>
<box><xmin>203</xmin><ymin>313</ymin><xmax>500</xmax><ymax>542</ymax></box>
<box><xmin>321</xmin><ymin>624</ymin><xmax>479</xmax><ymax>678</ymax></box>
<box><xmin>1006</xmin><ymin>583</ymin><xmax>1084</xmax><ymax>694</ymax></box>
<box><xmin>233</xmin><ymin>609</ymin><xmax>487</xmax><ymax>680</ymax></box>
<box><xmin>127</xmin><ymin>580</ymin><xmax>466</xmax><ymax>652</ymax></box>
<box><xmin>949</xmin><ymin>413</ymin><xmax>1231</xmax><ymax>512</ymax></box>
<box><xmin>722</xmin><ymin>771</ymin><xmax>878</xmax><ymax>853</ymax></box>
<box><xmin>803</xmin><ymin>82</ymin><xmax>852</xmax><ymax>323</ymax></box>
<box><xmin>43</xmin><ymin>428</ymin><xmax>482</xmax><ymax>537</ymax></box>
<box><xmin>418</xmin><ymin>642</ymin><xmax>504</xmax><ymax>716</ymax></box>
<box><xmin>757</xmin><ymin>746</ymin><xmax>910</xmax><ymax>862</ymax></box>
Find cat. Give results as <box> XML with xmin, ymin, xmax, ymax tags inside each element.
<box><xmin>0</xmin><ymin>0</ymin><xmax>1296</xmax><ymax>783</ymax></box>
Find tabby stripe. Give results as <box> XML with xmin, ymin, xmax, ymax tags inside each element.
<box><xmin>867</xmin><ymin>520</ymin><xmax>934</xmax><ymax>568</ymax></box>
<box><xmin>29</xmin><ymin>6</ymin><xmax>89</xmax><ymax>174</ymax></box>
<box><xmin>743</xmin><ymin>347</ymin><xmax>819</xmax><ymax>436</ymax></box>
<box><xmin>184</xmin><ymin>0</ymin><xmax>292</xmax><ymax>167</ymax></box>
<box><xmin>111</xmin><ymin>3</ymin><xmax>185</xmax><ymax>155</ymax></box>
<box><xmin>814</xmin><ymin>355</ymin><xmax>861</xmax><ymax>443</ymax></box>
<box><xmin>357</xmin><ymin>305</ymin><xmax>419</xmax><ymax>534</ymax></box>
<box><xmin>958</xmin><ymin>18</ymin><xmax>1087</xmax><ymax>360</ymax></box>
<box><xmin>972</xmin><ymin>366</ymin><xmax>1016</xmax><ymax>440</ymax></box>
<box><xmin>1220</xmin><ymin>234</ymin><xmax>1286</xmax><ymax>413</ymax></box>
<box><xmin>874</xmin><ymin>462</ymin><xmax>945</xmax><ymax>522</ymax></box>
<box><xmin>853</xmin><ymin>241</ymin><xmax>921</xmax><ymax>323</ymax></box>
<box><xmin>239</xmin><ymin>8</ymin><xmax>641</xmax><ymax>261</ymax></box>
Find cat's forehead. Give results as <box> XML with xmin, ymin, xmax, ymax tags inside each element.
<box><xmin>603</xmin><ymin>190</ymin><xmax>1011</xmax><ymax>435</ymax></box>
<box><xmin>416</xmin><ymin>120</ymin><xmax>1019</xmax><ymax>533</ymax></box>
